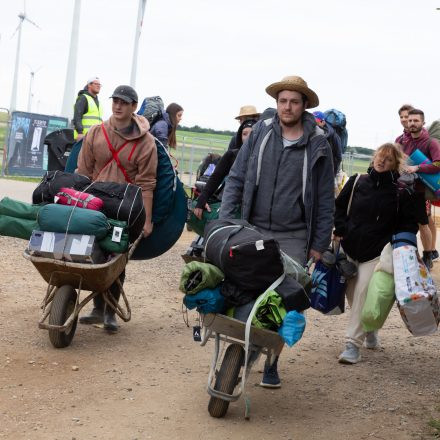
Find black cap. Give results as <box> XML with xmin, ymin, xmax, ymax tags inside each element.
<box><xmin>110</xmin><ymin>85</ymin><xmax>138</xmax><ymax>103</ymax></box>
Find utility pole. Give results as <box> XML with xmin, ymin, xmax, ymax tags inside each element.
<box><xmin>130</xmin><ymin>0</ymin><xmax>147</xmax><ymax>88</ymax></box>
<box><xmin>61</xmin><ymin>0</ymin><xmax>81</xmax><ymax>120</ymax></box>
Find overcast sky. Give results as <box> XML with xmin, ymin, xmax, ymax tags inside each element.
<box><xmin>1</xmin><ymin>0</ymin><xmax>440</xmax><ymax>148</ymax></box>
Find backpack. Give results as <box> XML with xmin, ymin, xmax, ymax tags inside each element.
<box><xmin>324</xmin><ymin>109</ymin><xmax>348</xmax><ymax>153</ymax></box>
<box><xmin>130</xmin><ymin>139</ymin><xmax>188</xmax><ymax>260</ymax></box>
<box><xmin>196</xmin><ymin>153</ymin><xmax>222</xmax><ymax>183</ymax></box>
<box><xmin>428</xmin><ymin>120</ymin><xmax>440</xmax><ymax>143</ymax></box>
<box><xmin>137</xmin><ymin>96</ymin><xmax>165</xmax><ymax>127</ymax></box>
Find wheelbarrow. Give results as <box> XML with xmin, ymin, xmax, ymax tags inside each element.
<box><xmin>23</xmin><ymin>235</ymin><xmax>142</xmax><ymax>348</ymax></box>
<box><xmin>200</xmin><ymin>312</ymin><xmax>284</xmax><ymax>419</ymax></box>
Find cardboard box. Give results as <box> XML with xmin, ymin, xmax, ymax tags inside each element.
<box><xmin>28</xmin><ymin>231</ymin><xmax>106</xmax><ymax>264</ymax></box>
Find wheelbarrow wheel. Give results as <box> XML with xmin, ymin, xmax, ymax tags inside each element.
<box><xmin>48</xmin><ymin>285</ymin><xmax>78</xmax><ymax>348</ymax></box>
<box><xmin>208</xmin><ymin>343</ymin><xmax>245</xmax><ymax>418</ymax></box>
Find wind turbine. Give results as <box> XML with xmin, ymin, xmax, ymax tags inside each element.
<box><xmin>10</xmin><ymin>4</ymin><xmax>41</xmax><ymax>112</ymax></box>
<box><xmin>130</xmin><ymin>0</ymin><xmax>147</xmax><ymax>88</ymax></box>
<box><xmin>27</xmin><ymin>65</ymin><xmax>42</xmax><ymax>113</ymax></box>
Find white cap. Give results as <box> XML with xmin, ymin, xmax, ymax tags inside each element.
<box><xmin>87</xmin><ymin>76</ymin><xmax>100</xmax><ymax>85</ymax></box>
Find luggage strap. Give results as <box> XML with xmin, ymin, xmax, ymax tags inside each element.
<box><xmin>241</xmin><ymin>273</ymin><xmax>285</xmax><ymax>408</ymax></box>
<box><xmin>100</xmin><ymin>123</ymin><xmax>137</xmax><ymax>183</ymax></box>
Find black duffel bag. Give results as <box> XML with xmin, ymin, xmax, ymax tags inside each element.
<box><xmin>204</xmin><ymin>219</ymin><xmax>284</xmax><ymax>294</ymax></box>
<box><xmin>32</xmin><ymin>170</ymin><xmax>91</xmax><ymax>204</ymax></box>
<box><xmin>86</xmin><ymin>182</ymin><xmax>146</xmax><ymax>240</ymax></box>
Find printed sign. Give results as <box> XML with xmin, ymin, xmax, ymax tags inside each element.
<box><xmin>6</xmin><ymin>111</ymin><xmax>68</xmax><ymax>176</ymax></box>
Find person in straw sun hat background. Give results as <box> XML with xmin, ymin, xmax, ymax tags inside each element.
<box><xmin>220</xmin><ymin>75</ymin><xmax>335</xmax><ymax>388</ymax></box>
<box><xmin>227</xmin><ymin>105</ymin><xmax>261</xmax><ymax>150</ymax></box>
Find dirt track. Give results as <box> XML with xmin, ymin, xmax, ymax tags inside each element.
<box><xmin>1</xmin><ymin>230</ymin><xmax>440</xmax><ymax>440</ymax></box>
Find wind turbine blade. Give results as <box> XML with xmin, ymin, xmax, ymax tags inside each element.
<box><xmin>24</xmin><ymin>17</ymin><xmax>41</xmax><ymax>29</ymax></box>
<box><xmin>11</xmin><ymin>22</ymin><xmax>21</xmax><ymax>39</ymax></box>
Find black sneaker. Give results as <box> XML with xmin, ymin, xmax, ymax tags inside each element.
<box><xmin>423</xmin><ymin>251</ymin><xmax>433</xmax><ymax>270</ymax></box>
<box><xmin>321</xmin><ymin>249</ymin><xmax>337</xmax><ymax>268</ymax></box>
<box><xmin>337</xmin><ymin>254</ymin><xmax>358</xmax><ymax>279</ymax></box>
<box><xmin>432</xmin><ymin>250</ymin><xmax>439</xmax><ymax>262</ymax></box>
<box><xmin>260</xmin><ymin>356</ymin><xmax>281</xmax><ymax>388</ymax></box>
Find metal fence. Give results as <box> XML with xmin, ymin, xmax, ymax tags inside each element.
<box><xmin>175</xmin><ymin>135</ymin><xmax>229</xmax><ymax>187</ymax></box>
<box><xmin>175</xmin><ymin>135</ymin><xmax>374</xmax><ymax>188</ymax></box>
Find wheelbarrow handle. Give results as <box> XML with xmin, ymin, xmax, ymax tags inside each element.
<box><xmin>127</xmin><ymin>233</ymin><xmax>144</xmax><ymax>260</ymax></box>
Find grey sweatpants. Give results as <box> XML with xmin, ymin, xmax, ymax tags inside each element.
<box><xmin>255</xmin><ymin>227</ymin><xmax>308</xmax><ymax>265</ymax></box>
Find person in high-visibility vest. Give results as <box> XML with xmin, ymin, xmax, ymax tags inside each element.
<box><xmin>73</xmin><ymin>76</ymin><xmax>103</xmax><ymax>140</ymax></box>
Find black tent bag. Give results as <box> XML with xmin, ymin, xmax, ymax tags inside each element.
<box><xmin>205</xmin><ymin>219</ymin><xmax>284</xmax><ymax>294</ymax></box>
<box><xmin>85</xmin><ymin>182</ymin><xmax>146</xmax><ymax>240</ymax></box>
<box><xmin>32</xmin><ymin>171</ymin><xmax>91</xmax><ymax>204</ymax></box>
<box><xmin>220</xmin><ymin>279</ymin><xmax>258</xmax><ymax>307</ymax></box>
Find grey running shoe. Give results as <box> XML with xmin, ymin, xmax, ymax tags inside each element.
<box><xmin>338</xmin><ymin>342</ymin><xmax>361</xmax><ymax>364</ymax></box>
<box><xmin>432</xmin><ymin>250</ymin><xmax>439</xmax><ymax>262</ymax></box>
<box><xmin>364</xmin><ymin>331</ymin><xmax>379</xmax><ymax>349</ymax></box>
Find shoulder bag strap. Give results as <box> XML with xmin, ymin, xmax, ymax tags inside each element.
<box><xmin>347</xmin><ymin>173</ymin><xmax>361</xmax><ymax>216</ymax></box>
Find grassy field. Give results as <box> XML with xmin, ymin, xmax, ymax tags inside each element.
<box><xmin>0</xmin><ymin>111</ymin><xmax>8</xmax><ymax>152</ymax></box>
<box><xmin>175</xmin><ymin>130</ymin><xmax>229</xmax><ymax>178</ymax></box>
<box><xmin>347</xmin><ymin>157</ymin><xmax>372</xmax><ymax>175</ymax></box>
<box><xmin>0</xmin><ymin>126</ymin><xmax>370</xmax><ymax>181</ymax></box>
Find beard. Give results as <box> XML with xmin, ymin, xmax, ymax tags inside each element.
<box><xmin>279</xmin><ymin>113</ymin><xmax>302</xmax><ymax>127</ymax></box>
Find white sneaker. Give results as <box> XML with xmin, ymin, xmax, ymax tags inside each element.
<box><xmin>364</xmin><ymin>331</ymin><xmax>379</xmax><ymax>349</ymax></box>
<box><xmin>338</xmin><ymin>342</ymin><xmax>361</xmax><ymax>364</ymax></box>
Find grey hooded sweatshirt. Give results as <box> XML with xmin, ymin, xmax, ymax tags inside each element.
<box><xmin>219</xmin><ymin>111</ymin><xmax>335</xmax><ymax>254</ymax></box>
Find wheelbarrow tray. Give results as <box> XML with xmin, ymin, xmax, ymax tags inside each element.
<box><xmin>23</xmin><ymin>250</ymin><xmax>127</xmax><ymax>292</ymax></box>
<box><xmin>202</xmin><ymin>313</ymin><xmax>284</xmax><ymax>351</ymax></box>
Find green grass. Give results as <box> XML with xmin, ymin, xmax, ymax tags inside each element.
<box><xmin>0</xmin><ymin>111</ymin><xmax>8</xmax><ymax>152</ymax></box>
<box><xmin>174</xmin><ymin>130</ymin><xmax>229</xmax><ymax>175</ymax></box>
<box><xmin>177</xmin><ymin>130</ymin><xmax>231</xmax><ymax>141</ymax></box>
<box><xmin>428</xmin><ymin>418</ymin><xmax>440</xmax><ymax>437</ymax></box>
<box><xmin>348</xmin><ymin>158</ymin><xmax>372</xmax><ymax>175</ymax></box>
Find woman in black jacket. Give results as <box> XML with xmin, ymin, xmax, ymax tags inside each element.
<box><xmin>334</xmin><ymin>143</ymin><xmax>418</xmax><ymax>364</ymax></box>
<box><xmin>193</xmin><ymin>119</ymin><xmax>257</xmax><ymax>219</ymax></box>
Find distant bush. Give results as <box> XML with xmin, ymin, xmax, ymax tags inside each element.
<box><xmin>178</xmin><ymin>125</ymin><xmax>235</xmax><ymax>137</ymax></box>
<box><xmin>346</xmin><ymin>146</ymin><xmax>375</xmax><ymax>156</ymax></box>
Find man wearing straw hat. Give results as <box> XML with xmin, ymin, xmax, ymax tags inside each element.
<box><xmin>228</xmin><ymin>105</ymin><xmax>261</xmax><ymax>150</ymax></box>
<box><xmin>220</xmin><ymin>75</ymin><xmax>334</xmax><ymax>388</ymax></box>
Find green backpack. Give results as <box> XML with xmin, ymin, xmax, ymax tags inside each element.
<box><xmin>98</xmin><ymin>219</ymin><xmax>129</xmax><ymax>254</ymax></box>
<box><xmin>187</xmin><ymin>200</ymin><xmax>240</xmax><ymax>237</ymax></box>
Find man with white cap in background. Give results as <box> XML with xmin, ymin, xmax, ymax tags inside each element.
<box><xmin>73</xmin><ymin>76</ymin><xmax>103</xmax><ymax>140</ymax></box>
<box><xmin>220</xmin><ymin>75</ymin><xmax>334</xmax><ymax>388</ymax></box>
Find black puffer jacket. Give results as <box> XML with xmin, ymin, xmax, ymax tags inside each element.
<box><xmin>334</xmin><ymin>168</ymin><xmax>418</xmax><ymax>262</ymax></box>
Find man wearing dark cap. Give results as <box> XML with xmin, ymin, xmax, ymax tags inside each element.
<box><xmin>73</xmin><ymin>76</ymin><xmax>103</xmax><ymax>140</ymax></box>
<box><xmin>77</xmin><ymin>85</ymin><xmax>157</xmax><ymax>332</ymax></box>
<box><xmin>313</xmin><ymin>110</ymin><xmax>342</xmax><ymax>176</ymax></box>
<box><xmin>220</xmin><ymin>75</ymin><xmax>334</xmax><ymax>388</ymax></box>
